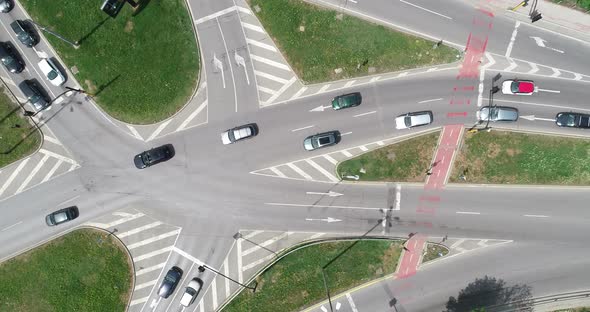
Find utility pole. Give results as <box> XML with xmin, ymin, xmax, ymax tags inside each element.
<box><xmin>24</xmin><ymin>87</ymin><xmax>88</xmax><ymax>117</ymax></box>
<box><xmin>28</xmin><ymin>20</ymin><xmax>79</xmax><ymax>48</ymax></box>
<box><xmin>198</xmin><ymin>264</ymin><xmax>257</xmax><ymax>292</ymax></box>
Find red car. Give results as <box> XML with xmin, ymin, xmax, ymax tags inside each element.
<box><xmin>501</xmin><ymin>79</ymin><xmax>535</xmax><ymax>95</ymax></box>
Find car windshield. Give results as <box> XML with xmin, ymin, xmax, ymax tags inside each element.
<box><xmin>563</xmin><ymin>114</ymin><xmax>576</xmax><ymax>126</ymax></box>
<box><xmin>404</xmin><ymin>116</ymin><xmax>412</xmax><ymax>127</ymax></box>
<box><xmin>511</xmin><ymin>81</ymin><xmax>519</xmax><ymax>93</ymax></box>
<box><xmin>165</xmin><ymin>273</ymin><xmax>177</xmax><ymax>283</ymax></box>
<box><xmin>141</xmin><ymin>153</ymin><xmax>151</xmax><ymax>164</ymax></box>
<box><xmin>47</xmin><ymin>70</ymin><xmax>58</xmax><ymax>80</ymax></box>
<box><xmin>2</xmin><ymin>57</ymin><xmax>14</xmax><ymax>66</ymax></box>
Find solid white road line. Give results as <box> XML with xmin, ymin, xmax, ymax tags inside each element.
<box><xmin>16</xmin><ymin>154</ymin><xmax>49</xmax><ymax>193</ymax></box>
<box><xmin>194</xmin><ymin>6</ymin><xmax>237</xmax><ymax>24</ymax></box>
<box><xmin>0</xmin><ymin>158</ymin><xmax>29</xmax><ymax>197</ymax></box>
<box><xmin>291</xmin><ymin>125</ymin><xmax>314</xmax><ymax>132</ymax></box>
<box><xmin>237</xmin><ymin>238</ymin><xmax>244</xmax><ymax>283</ymax></box>
<box><xmin>266</xmin><ymin>202</ymin><xmax>383</xmax><ymax>210</ymax></box>
<box><xmin>287</xmin><ymin>162</ymin><xmax>313</xmax><ymax>180</ymax></box>
<box><xmin>1</xmin><ymin>221</ymin><xmax>22</xmax><ymax>232</ymax></box>
<box><xmin>246</xmin><ymin>38</ymin><xmax>277</xmax><ymax>52</ymax></box>
<box><xmin>399</xmin><ymin>0</ymin><xmax>453</xmax><ymax>19</ymax></box>
<box><xmin>224</xmin><ymin>258</ymin><xmax>231</xmax><ymax>296</ymax></box>
<box><xmin>254</xmin><ymin>70</ymin><xmax>289</xmax><ymax>84</ymax></box>
<box><xmin>305</xmin><ymin>159</ymin><xmax>339</xmax><ymax>182</ymax></box>
<box><xmin>489</xmin><ymin>98</ymin><xmax>590</xmax><ymax>112</ymax></box>
<box><xmin>135</xmin><ymin>262</ymin><xmax>166</xmax><ymax>276</ymax></box>
<box><xmin>505</xmin><ymin>21</ymin><xmax>520</xmax><ymax>58</ymax></box>
<box><xmin>250</xmin><ymin>54</ymin><xmax>290</xmax><ymax>71</ymax></box>
<box><xmin>117</xmin><ymin>221</ymin><xmax>163</xmax><ymax>238</ymax></box>
<box><xmin>41</xmin><ymin>160</ymin><xmax>62</xmax><ymax>183</ymax></box>
<box><xmin>127</xmin><ymin>229</ymin><xmax>180</xmax><ymax>250</ymax></box>
<box><xmin>211</xmin><ymin>277</ymin><xmax>219</xmax><ymax>310</ymax></box>
<box><xmin>176</xmin><ymin>99</ymin><xmax>207</xmax><ymax>131</ymax></box>
<box><xmin>524</xmin><ymin>214</ymin><xmax>549</xmax><ymax>218</ymax></box>
<box><xmin>353</xmin><ymin>110</ymin><xmax>377</xmax><ymax>117</ymax></box>
<box><xmin>456</xmin><ymin>211</ymin><xmax>481</xmax><ymax>215</ymax></box>
<box><xmin>418</xmin><ymin>98</ymin><xmax>443</xmax><ymax>104</ymax></box>
<box><xmin>536</xmin><ymin>88</ymin><xmax>560</xmax><ymax>93</ymax></box>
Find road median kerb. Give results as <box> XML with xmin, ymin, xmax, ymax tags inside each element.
<box><xmin>216</xmin><ymin>235</ymin><xmax>406</xmax><ymax>311</ymax></box>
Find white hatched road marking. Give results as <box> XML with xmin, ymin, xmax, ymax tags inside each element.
<box><xmin>0</xmin><ymin>158</ymin><xmax>30</xmax><ymax>197</ymax></box>
<box><xmin>346</xmin><ymin>293</ymin><xmax>359</xmax><ymax>312</ymax></box>
<box><xmin>250</xmin><ymin>54</ymin><xmax>290</xmax><ymax>71</ymax></box>
<box><xmin>370</xmin><ymin>76</ymin><xmax>380</xmax><ymax>83</ymax></box>
<box><xmin>117</xmin><ymin>221</ymin><xmax>163</xmax><ymax>238</ymax></box>
<box><xmin>177</xmin><ymin>99</ymin><xmax>208</xmax><ymax>131</ymax></box>
<box><xmin>113</xmin><ymin>211</ymin><xmax>134</xmax><ymax>217</ymax></box>
<box><xmin>287</xmin><ymin>163</ymin><xmax>312</xmax><ymax>180</ymax></box>
<box><xmin>246</xmin><ymin>38</ymin><xmax>277</xmax><ymax>52</ymax></box>
<box><xmin>269</xmin><ymin>167</ymin><xmax>287</xmax><ymax>178</ymax></box>
<box><xmin>305</xmin><ymin>159</ymin><xmax>339</xmax><ymax>182</ymax></box>
<box><xmin>427</xmin><ymin>67</ymin><xmax>438</xmax><ymax>72</ymax></box>
<box><xmin>341</xmin><ymin>150</ymin><xmax>353</xmax><ymax>157</ymax></box>
<box><xmin>265</xmin><ymin>76</ymin><xmax>297</xmax><ymax>104</ymax></box>
<box><xmin>127</xmin><ymin>229</ymin><xmax>181</xmax><ymax>250</ymax></box>
<box><xmin>126</xmin><ymin>125</ymin><xmax>144</xmax><ymax>141</ymax></box>
<box><xmin>483</xmin><ymin>52</ymin><xmax>495</xmax><ymax>69</ymax></box>
<box><xmin>504</xmin><ymin>58</ymin><xmax>517</xmax><ymax>72</ymax></box>
<box><xmin>135</xmin><ymin>262</ymin><xmax>166</xmax><ymax>276</ymax></box>
<box><xmin>254</xmin><ymin>70</ymin><xmax>289</xmax><ymax>84</ymax></box>
<box><xmin>450</xmin><ymin>239</ymin><xmax>466</xmax><ymax>249</ymax></box>
<box><xmin>236</xmin><ymin>5</ymin><xmax>252</xmax><ymax>15</ymax></box>
<box><xmin>242</xmin><ymin>232</ymin><xmax>291</xmax><ymax>256</ymax></box>
<box><xmin>526</xmin><ymin>61</ymin><xmax>539</xmax><ymax>74</ymax></box>
<box><xmin>551</xmin><ymin>68</ymin><xmax>561</xmax><ymax>78</ymax></box>
<box><xmin>317</xmin><ymin>84</ymin><xmax>330</xmax><ymax>94</ymax></box>
<box><xmin>42</xmin><ymin>135</ymin><xmax>61</xmax><ymax>145</ymax></box>
<box><xmin>397</xmin><ymin>72</ymin><xmax>408</xmax><ymax>78</ymax></box>
<box><xmin>212</xmin><ymin>276</ymin><xmax>218</xmax><ymax>309</ymax></box>
<box><xmin>68</xmin><ymin>163</ymin><xmax>78</xmax><ymax>172</ymax></box>
<box><xmin>309</xmin><ymin>233</ymin><xmax>326</xmax><ymax>240</ymax></box>
<box><xmin>574</xmin><ymin>73</ymin><xmax>583</xmax><ymax>80</ymax></box>
<box><xmin>41</xmin><ymin>159</ymin><xmax>62</xmax><ymax>183</ymax></box>
<box><xmin>241</xmin><ymin>21</ymin><xmax>265</xmax><ymax>33</ymax></box>
<box><xmin>237</xmin><ymin>239</ymin><xmax>243</xmax><ymax>283</ymax></box>
<box><xmin>376</xmin><ymin>141</ymin><xmax>385</xmax><ymax>146</ymax></box>
<box><xmin>146</xmin><ymin>120</ymin><xmax>171</xmax><ymax>142</ymax></box>
<box><xmin>344</xmin><ymin>80</ymin><xmax>356</xmax><ymax>88</ymax></box>
<box><xmin>290</xmin><ymin>87</ymin><xmax>308</xmax><ymax>100</ymax></box>
<box><xmin>195</xmin><ymin>5</ymin><xmax>237</xmax><ymax>24</ymax></box>
<box><xmin>129</xmin><ymin>296</ymin><xmax>149</xmax><ymax>306</ymax></box>
<box><xmin>134</xmin><ymin>246</ymin><xmax>173</xmax><ymax>262</ymax></box>
<box><xmin>16</xmin><ymin>154</ymin><xmax>49</xmax><ymax>193</ymax></box>
<box><xmin>135</xmin><ymin>279</ymin><xmax>157</xmax><ymax>290</ymax></box>
<box><xmin>323</xmin><ymin>154</ymin><xmax>338</xmax><ymax>165</ymax></box>
<box><xmin>358</xmin><ymin>145</ymin><xmax>368</xmax><ymax>152</ymax></box>
<box><xmin>86</xmin><ymin>212</ymin><xmax>145</xmax><ymax>229</ymax></box>
<box><xmin>258</xmin><ymin>85</ymin><xmax>277</xmax><ymax>95</ymax></box>
<box><xmin>243</xmin><ymin>230</ymin><xmax>263</xmax><ymax>240</ymax></box>
<box><xmin>38</xmin><ymin>148</ymin><xmax>77</xmax><ymax>165</ymax></box>
<box><xmin>242</xmin><ymin>253</ymin><xmax>275</xmax><ymax>271</ymax></box>
<box><xmin>224</xmin><ymin>258</ymin><xmax>230</xmax><ymax>296</ymax></box>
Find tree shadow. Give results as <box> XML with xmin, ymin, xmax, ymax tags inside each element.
<box><xmin>94</xmin><ymin>74</ymin><xmax>121</xmax><ymax>97</ymax></box>
<box><xmin>0</xmin><ymin>105</ymin><xmax>22</xmax><ymax>126</ymax></box>
<box><xmin>132</xmin><ymin>0</ymin><xmax>151</xmax><ymax>17</ymax></box>
<box><xmin>77</xmin><ymin>17</ymin><xmax>110</xmax><ymax>45</ymax></box>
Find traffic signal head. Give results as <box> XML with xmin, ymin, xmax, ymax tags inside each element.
<box><xmin>531</xmin><ymin>10</ymin><xmax>543</xmax><ymax>23</ymax></box>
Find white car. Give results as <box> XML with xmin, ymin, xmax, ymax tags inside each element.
<box><xmin>221</xmin><ymin>123</ymin><xmax>258</xmax><ymax>145</ymax></box>
<box><xmin>501</xmin><ymin>79</ymin><xmax>535</xmax><ymax>95</ymax></box>
<box><xmin>180</xmin><ymin>278</ymin><xmax>202</xmax><ymax>307</ymax></box>
<box><xmin>38</xmin><ymin>58</ymin><xmax>66</xmax><ymax>86</ymax></box>
<box><xmin>395</xmin><ymin>111</ymin><xmax>433</xmax><ymax>129</ymax></box>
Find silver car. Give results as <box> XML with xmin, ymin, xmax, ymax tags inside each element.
<box><xmin>303</xmin><ymin>131</ymin><xmax>340</xmax><ymax>151</ymax></box>
<box><xmin>395</xmin><ymin>111</ymin><xmax>433</xmax><ymax>129</ymax></box>
<box><xmin>477</xmin><ymin>106</ymin><xmax>518</xmax><ymax>122</ymax></box>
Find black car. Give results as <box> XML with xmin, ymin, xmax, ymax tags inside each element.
<box><xmin>331</xmin><ymin>92</ymin><xmax>362</xmax><ymax>110</ymax></box>
<box><xmin>134</xmin><ymin>144</ymin><xmax>174</xmax><ymax>169</ymax></box>
<box><xmin>45</xmin><ymin>206</ymin><xmax>79</xmax><ymax>226</ymax></box>
<box><xmin>556</xmin><ymin>112</ymin><xmax>590</xmax><ymax>129</ymax></box>
<box><xmin>158</xmin><ymin>266</ymin><xmax>183</xmax><ymax>299</ymax></box>
<box><xmin>0</xmin><ymin>42</ymin><xmax>24</xmax><ymax>73</ymax></box>
<box><xmin>10</xmin><ymin>20</ymin><xmax>38</xmax><ymax>48</ymax></box>
<box><xmin>19</xmin><ymin>80</ymin><xmax>50</xmax><ymax>112</ymax></box>
<box><xmin>0</xmin><ymin>0</ymin><xmax>14</xmax><ymax>13</ymax></box>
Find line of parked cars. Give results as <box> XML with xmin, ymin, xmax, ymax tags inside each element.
<box><xmin>158</xmin><ymin>266</ymin><xmax>203</xmax><ymax>307</ymax></box>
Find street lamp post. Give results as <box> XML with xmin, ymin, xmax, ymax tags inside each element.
<box><xmin>198</xmin><ymin>264</ymin><xmax>257</xmax><ymax>292</ymax></box>
<box><xmin>28</xmin><ymin>20</ymin><xmax>80</xmax><ymax>48</ymax></box>
<box><xmin>24</xmin><ymin>87</ymin><xmax>88</xmax><ymax>117</ymax></box>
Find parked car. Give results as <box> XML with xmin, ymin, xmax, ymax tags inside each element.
<box><xmin>158</xmin><ymin>266</ymin><xmax>183</xmax><ymax>299</ymax></box>
<box><xmin>477</xmin><ymin>106</ymin><xmax>519</xmax><ymax>122</ymax></box>
<box><xmin>221</xmin><ymin>123</ymin><xmax>258</xmax><ymax>145</ymax></box>
<box><xmin>501</xmin><ymin>79</ymin><xmax>535</xmax><ymax>95</ymax></box>
<box><xmin>38</xmin><ymin>58</ymin><xmax>66</xmax><ymax>86</ymax></box>
<box><xmin>0</xmin><ymin>42</ymin><xmax>24</xmax><ymax>73</ymax></box>
<box><xmin>395</xmin><ymin>111</ymin><xmax>433</xmax><ymax>129</ymax></box>
<box><xmin>19</xmin><ymin>79</ymin><xmax>50</xmax><ymax>112</ymax></box>
<box><xmin>332</xmin><ymin>92</ymin><xmax>362</xmax><ymax>110</ymax></box>
<box><xmin>134</xmin><ymin>144</ymin><xmax>174</xmax><ymax>169</ymax></box>
<box><xmin>555</xmin><ymin>112</ymin><xmax>590</xmax><ymax>129</ymax></box>
<box><xmin>10</xmin><ymin>20</ymin><xmax>37</xmax><ymax>48</ymax></box>
<box><xmin>303</xmin><ymin>131</ymin><xmax>340</xmax><ymax>151</ymax></box>
<box><xmin>180</xmin><ymin>278</ymin><xmax>203</xmax><ymax>307</ymax></box>
<box><xmin>0</xmin><ymin>0</ymin><xmax>13</xmax><ymax>13</ymax></box>
<box><xmin>45</xmin><ymin>206</ymin><xmax>79</xmax><ymax>226</ymax></box>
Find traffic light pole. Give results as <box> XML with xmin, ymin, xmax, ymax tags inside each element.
<box><xmin>24</xmin><ymin>87</ymin><xmax>88</xmax><ymax>117</ymax></box>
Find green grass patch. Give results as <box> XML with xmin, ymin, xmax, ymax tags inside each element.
<box><xmin>19</xmin><ymin>0</ymin><xmax>200</xmax><ymax>124</ymax></box>
<box><xmin>248</xmin><ymin>0</ymin><xmax>459</xmax><ymax>84</ymax></box>
<box><xmin>0</xmin><ymin>87</ymin><xmax>41</xmax><ymax>168</ymax></box>
<box><xmin>422</xmin><ymin>243</ymin><xmax>449</xmax><ymax>263</ymax></box>
<box><xmin>451</xmin><ymin>131</ymin><xmax>590</xmax><ymax>185</ymax></box>
<box><xmin>0</xmin><ymin>228</ymin><xmax>132</xmax><ymax>312</ymax></box>
<box><xmin>549</xmin><ymin>0</ymin><xmax>590</xmax><ymax>12</ymax></box>
<box><xmin>338</xmin><ymin>131</ymin><xmax>439</xmax><ymax>182</ymax></box>
<box><xmin>223</xmin><ymin>239</ymin><xmax>402</xmax><ymax>312</ymax></box>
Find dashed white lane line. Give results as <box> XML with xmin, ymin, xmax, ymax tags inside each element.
<box><xmin>146</xmin><ymin>120</ymin><xmax>171</xmax><ymax>142</ymax></box>
<box><xmin>135</xmin><ymin>262</ymin><xmax>166</xmax><ymax>276</ymax></box>
<box><xmin>177</xmin><ymin>99</ymin><xmax>208</xmax><ymax>131</ymax></box>
<box><xmin>117</xmin><ymin>221</ymin><xmax>163</xmax><ymax>238</ymax></box>
<box><xmin>254</xmin><ymin>70</ymin><xmax>289</xmax><ymax>84</ymax></box>
<box><xmin>127</xmin><ymin>229</ymin><xmax>180</xmax><ymax>250</ymax></box>
<box><xmin>456</xmin><ymin>211</ymin><xmax>481</xmax><ymax>215</ymax></box>
<box><xmin>305</xmin><ymin>159</ymin><xmax>339</xmax><ymax>182</ymax></box>
<box><xmin>250</xmin><ymin>54</ymin><xmax>290</xmax><ymax>71</ymax></box>
<box><xmin>1</xmin><ymin>221</ymin><xmax>22</xmax><ymax>232</ymax></box>
<box><xmin>524</xmin><ymin>214</ymin><xmax>549</xmax><ymax>218</ymax></box>
<box><xmin>291</xmin><ymin>125</ymin><xmax>314</xmax><ymax>132</ymax></box>
<box><xmin>246</xmin><ymin>38</ymin><xmax>277</xmax><ymax>52</ymax></box>
<box><xmin>505</xmin><ymin>21</ymin><xmax>520</xmax><ymax>58</ymax></box>
<box><xmin>399</xmin><ymin>0</ymin><xmax>453</xmax><ymax>20</ymax></box>
<box><xmin>353</xmin><ymin>110</ymin><xmax>376</xmax><ymax>117</ymax></box>
<box><xmin>41</xmin><ymin>159</ymin><xmax>62</xmax><ymax>183</ymax></box>
<box><xmin>0</xmin><ymin>158</ymin><xmax>29</xmax><ymax>197</ymax></box>
<box><xmin>16</xmin><ymin>154</ymin><xmax>49</xmax><ymax>193</ymax></box>
<box><xmin>536</xmin><ymin>88</ymin><xmax>560</xmax><ymax>93</ymax></box>
<box><xmin>269</xmin><ymin>167</ymin><xmax>287</xmax><ymax>178</ymax></box>
<box><xmin>287</xmin><ymin>162</ymin><xmax>313</xmax><ymax>180</ymax></box>
<box><xmin>418</xmin><ymin>98</ymin><xmax>443</xmax><ymax>104</ymax></box>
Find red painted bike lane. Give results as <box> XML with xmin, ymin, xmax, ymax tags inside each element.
<box><xmin>425</xmin><ymin>124</ymin><xmax>464</xmax><ymax>190</ymax></box>
<box><xmin>396</xmin><ymin>235</ymin><xmax>427</xmax><ymax>279</ymax></box>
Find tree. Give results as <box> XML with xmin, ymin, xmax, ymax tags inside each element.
<box><xmin>445</xmin><ymin>276</ymin><xmax>533</xmax><ymax>312</ymax></box>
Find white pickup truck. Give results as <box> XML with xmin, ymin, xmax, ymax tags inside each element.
<box><xmin>221</xmin><ymin>123</ymin><xmax>258</xmax><ymax>145</ymax></box>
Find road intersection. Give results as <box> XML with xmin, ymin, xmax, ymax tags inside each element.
<box><xmin>2</xmin><ymin>0</ymin><xmax>590</xmax><ymax>311</ymax></box>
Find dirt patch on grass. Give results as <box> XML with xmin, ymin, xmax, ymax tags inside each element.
<box><xmin>506</xmin><ymin>148</ymin><xmax>521</xmax><ymax>157</ymax></box>
<box><xmin>124</xmin><ymin>20</ymin><xmax>134</xmax><ymax>33</ymax></box>
<box><xmin>488</xmin><ymin>142</ymin><xmax>501</xmax><ymax>158</ymax></box>
<box><xmin>84</xmin><ymin>80</ymin><xmax>98</xmax><ymax>95</ymax></box>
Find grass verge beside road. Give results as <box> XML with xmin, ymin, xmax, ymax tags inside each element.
<box><xmin>223</xmin><ymin>239</ymin><xmax>402</xmax><ymax>312</ymax></box>
<box><xmin>0</xmin><ymin>87</ymin><xmax>41</xmax><ymax>169</ymax></box>
<box><xmin>338</xmin><ymin>131</ymin><xmax>439</xmax><ymax>182</ymax></box>
<box><xmin>0</xmin><ymin>228</ymin><xmax>132</xmax><ymax>311</ymax></box>
<box><xmin>249</xmin><ymin>0</ymin><xmax>459</xmax><ymax>83</ymax></box>
<box><xmin>19</xmin><ymin>0</ymin><xmax>199</xmax><ymax>124</ymax></box>
<box><xmin>422</xmin><ymin>243</ymin><xmax>449</xmax><ymax>263</ymax></box>
<box><xmin>549</xmin><ymin>0</ymin><xmax>590</xmax><ymax>12</ymax></box>
<box><xmin>451</xmin><ymin>131</ymin><xmax>590</xmax><ymax>185</ymax></box>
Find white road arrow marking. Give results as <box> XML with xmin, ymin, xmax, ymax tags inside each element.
<box><xmin>536</xmin><ymin>88</ymin><xmax>560</xmax><ymax>93</ymax></box>
<box><xmin>213</xmin><ymin>53</ymin><xmax>226</xmax><ymax>89</ymax></box>
<box><xmin>530</xmin><ymin>36</ymin><xmax>565</xmax><ymax>54</ymax></box>
<box><xmin>520</xmin><ymin>115</ymin><xmax>555</xmax><ymax>122</ymax></box>
<box><xmin>234</xmin><ymin>51</ymin><xmax>250</xmax><ymax>85</ymax></box>
<box><xmin>306</xmin><ymin>191</ymin><xmax>343</xmax><ymax>197</ymax></box>
<box><xmin>305</xmin><ymin>217</ymin><xmax>342</xmax><ymax>223</ymax></box>
<box><xmin>309</xmin><ymin>105</ymin><xmax>332</xmax><ymax>112</ymax></box>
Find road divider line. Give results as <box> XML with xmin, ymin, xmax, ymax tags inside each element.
<box><xmin>399</xmin><ymin>0</ymin><xmax>453</xmax><ymax>19</ymax></box>
<box><xmin>456</xmin><ymin>211</ymin><xmax>481</xmax><ymax>215</ymax></box>
<box><xmin>266</xmin><ymin>202</ymin><xmax>383</xmax><ymax>210</ymax></box>
<box><xmin>353</xmin><ymin>110</ymin><xmax>377</xmax><ymax>117</ymax></box>
<box><xmin>536</xmin><ymin>88</ymin><xmax>560</xmax><ymax>93</ymax></box>
<box><xmin>1</xmin><ymin>221</ymin><xmax>22</xmax><ymax>232</ymax></box>
<box><xmin>505</xmin><ymin>21</ymin><xmax>520</xmax><ymax>58</ymax></box>
<box><xmin>291</xmin><ymin>125</ymin><xmax>314</xmax><ymax>132</ymax></box>
<box><xmin>524</xmin><ymin>214</ymin><xmax>549</xmax><ymax>218</ymax></box>
<box><xmin>418</xmin><ymin>98</ymin><xmax>443</xmax><ymax>104</ymax></box>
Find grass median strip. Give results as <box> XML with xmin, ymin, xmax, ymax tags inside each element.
<box><xmin>223</xmin><ymin>239</ymin><xmax>402</xmax><ymax>312</ymax></box>
<box><xmin>337</xmin><ymin>131</ymin><xmax>440</xmax><ymax>182</ymax></box>
<box><xmin>0</xmin><ymin>87</ymin><xmax>41</xmax><ymax>169</ymax></box>
<box><xmin>451</xmin><ymin>130</ymin><xmax>590</xmax><ymax>185</ymax></box>
<box><xmin>549</xmin><ymin>0</ymin><xmax>590</xmax><ymax>12</ymax></box>
<box><xmin>19</xmin><ymin>0</ymin><xmax>199</xmax><ymax>124</ymax></box>
<box><xmin>249</xmin><ymin>0</ymin><xmax>459</xmax><ymax>84</ymax></box>
<box><xmin>0</xmin><ymin>228</ymin><xmax>132</xmax><ymax>311</ymax></box>
<box><xmin>422</xmin><ymin>243</ymin><xmax>449</xmax><ymax>263</ymax></box>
